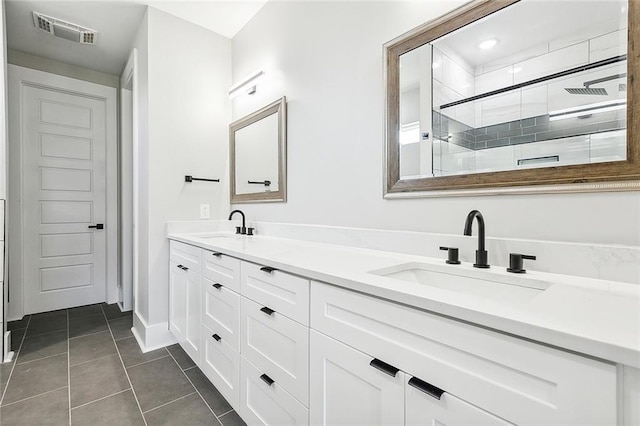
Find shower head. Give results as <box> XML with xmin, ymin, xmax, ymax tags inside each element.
<box><xmin>564</xmin><ymin>73</ymin><xmax>626</xmax><ymax>96</ymax></box>
<box><xmin>565</xmin><ymin>87</ymin><xmax>608</xmax><ymax>95</ymax></box>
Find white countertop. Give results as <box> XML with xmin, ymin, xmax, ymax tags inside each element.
<box><xmin>169</xmin><ymin>232</ymin><xmax>640</xmax><ymax>368</ymax></box>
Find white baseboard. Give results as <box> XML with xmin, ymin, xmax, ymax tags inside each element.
<box><xmin>3</xmin><ymin>331</ymin><xmax>15</xmax><ymax>363</ymax></box>
<box><xmin>131</xmin><ymin>311</ymin><xmax>176</xmax><ymax>353</ymax></box>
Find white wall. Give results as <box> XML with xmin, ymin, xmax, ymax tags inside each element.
<box><xmin>133</xmin><ymin>7</ymin><xmax>231</xmax><ymax>344</ymax></box>
<box><xmin>231</xmin><ymin>1</ymin><xmax>640</xmax><ymax>247</ymax></box>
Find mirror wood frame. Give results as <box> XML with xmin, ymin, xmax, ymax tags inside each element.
<box><xmin>230</xmin><ymin>96</ymin><xmax>287</xmax><ymax>203</ymax></box>
<box><xmin>384</xmin><ymin>0</ymin><xmax>640</xmax><ymax>197</ymax></box>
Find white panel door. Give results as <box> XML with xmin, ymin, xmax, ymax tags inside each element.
<box><xmin>309</xmin><ymin>330</ymin><xmax>405</xmax><ymax>426</ymax></box>
<box><xmin>22</xmin><ymin>85</ymin><xmax>107</xmax><ymax>313</ymax></box>
<box><xmin>169</xmin><ymin>261</ymin><xmax>187</xmax><ymax>343</ymax></box>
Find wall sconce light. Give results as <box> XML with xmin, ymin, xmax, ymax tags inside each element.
<box><xmin>229</xmin><ymin>69</ymin><xmax>264</xmax><ymax>99</ymax></box>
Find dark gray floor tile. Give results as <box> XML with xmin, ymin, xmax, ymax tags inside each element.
<box><xmin>145</xmin><ymin>392</ymin><xmax>219</xmax><ymax>425</ymax></box>
<box><xmin>0</xmin><ymin>361</ymin><xmax>14</xmax><ymax>398</ymax></box>
<box><xmin>68</xmin><ymin>304</ymin><xmax>104</xmax><ymax>319</ymax></box>
<box><xmin>116</xmin><ymin>337</ymin><xmax>168</xmax><ymax>368</ymax></box>
<box><xmin>7</xmin><ymin>316</ymin><xmax>30</xmax><ymax>331</ymax></box>
<box><xmin>185</xmin><ymin>367</ymin><xmax>232</xmax><ymax>416</ymax></box>
<box><xmin>17</xmin><ymin>329</ymin><xmax>67</xmax><ymax>364</ymax></box>
<box><xmin>26</xmin><ymin>311</ymin><xmax>67</xmax><ymax>337</ymax></box>
<box><xmin>167</xmin><ymin>343</ymin><xmax>196</xmax><ymax>370</ymax></box>
<box><xmin>69</xmin><ymin>313</ymin><xmax>108</xmax><ymax>338</ymax></box>
<box><xmin>71</xmin><ymin>389</ymin><xmax>145</xmax><ymax>426</ymax></box>
<box><xmin>102</xmin><ymin>303</ymin><xmax>133</xmax><ymax>321</ymax></box>
<box><xmin>220</xmin><ymin>410</ymin><xmax>247</xmax><ymax>426</ymax></box>
<box><xmin>11</xmin><ymin>329</ymin><xmax>26</xmax><ymax>352</ymax></box>
<box><xmin>1</xmin><ymin>353</ymin><xmax>68</xmax><ymax>405</ymax></box>
<box><xmin>108</xmin><ymin>316</ymin><xmax>133</xmax><ymax>341</ymax></box>
<box><xmin>0</xmin><ymin>387</ymin><xmax>69</xmax><ymax>426</ymax></box>
<box><xmin>127</xmin><ymin>356</ymin><xmax>194</xmax><ymax>412</ymax></box>
<box><xmin>69</xmin><ymin>331</ymin><xmax>117</xmax><ymax>366</ymax></box>
<box><xmin>70</xmin><ymin>353</ymin><xmax>130</xmax><ymax>408</ymax></box>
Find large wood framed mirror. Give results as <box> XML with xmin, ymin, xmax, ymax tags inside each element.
<box><xmin>230</xmin><ymin>97</ymin><xmax>287</xmax><ymax>203</ymax></box>
<box><xmin>384</xmin><ymin>0</ymin><xmax>640</xmax><ymax>197</ymax></box>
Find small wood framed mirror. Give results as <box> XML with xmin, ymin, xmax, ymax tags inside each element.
<box><xmin>230</xmin><ymin>97</ymin><xmax>287</xmax><ymax>203</ymax></box>
<box><xmin>384</xmin><ymin>0</ymin><xmax>640</xmax><ymax>197</ymax></box>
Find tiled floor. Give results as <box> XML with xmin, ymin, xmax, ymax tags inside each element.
<box><xmin>0</xmin><ymin>303</ymin><xmax>246</xmax><ymax>426</ymax></box>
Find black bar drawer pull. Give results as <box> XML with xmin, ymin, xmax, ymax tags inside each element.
<box><xmin>177</xmin><ymin>265</ymin><xmax>188</xmax><ymax>271</ymax></box>
<box><xmin>212</xmin><ymin>334</ymin><xmax>221</xmax><ymax>342</ymax></box>
<box><xmin>260</xmin><ymin>266</ymin><xmax>277</xmax><ymax>273</ymax></box>
<box><xmin>88</xmin><ymin>224</ymin><xmax>104</xmax><ymax>229</ymax></box>
<box><xmin>212</xmin><ymin>283</ymin><xmax>223</xmax><ymax>290</ymax></box>
<box><xmin>212</xmin><ymin>252</ymin><xmax>222</xmax><ymax>257</ymax></box>
<box><xmin>369</xmin><ymin>358</ymin><xmax>400</xmax><ymax>377</ymax></box>
<box><xmin>408</xmin><ymin>376</ymin><xmax>445</xmax><ymax>400</ymax></box>
<box><xmin>260</xmin><ymin>306</ymin><xmax>275</xmax><ymax>316</ymax></box>
<box><xmin>260</xmin><ymin>374</ymin><xmax>275</xmax><ymax>386</ymax></box>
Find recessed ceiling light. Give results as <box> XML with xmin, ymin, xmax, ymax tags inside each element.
<box><xmin>478</xmin><ymin>39</ymin><xmax>498</xmax><ymax>50</ymax></box>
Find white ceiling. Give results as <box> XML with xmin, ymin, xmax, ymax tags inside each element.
<box><xmin>5</xmin><ymin>0</ymin><xmax>267</xmax><ymax>75</ymax></box>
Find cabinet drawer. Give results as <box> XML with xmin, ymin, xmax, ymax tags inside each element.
<box><xmin>240</xmin><ymin>356</ymin><xmax>309</xmax><ymax>426</ymax></box>
<box><xmin>311</xmin><ymin>281</ymin><xmax>617</xmax><ymax>425</ymax></box>
<box><xmin>406</xmin><ymin>375</ymin><xmax>510</xmax><ymax>426</ymax></box>
<box><xmin>202</xmin><ymin>249</ymin><xmax>240</xmax><ymax>293</ymax></box>
<box><xmin>241</xmin><ymin>297</ymin><xmax>309</xmax><ymax>406</ymax></box>
<box><xmin>203</xmin><ymin>277</ymin><xmax>240</xmax><ymax>351</ymax></box>
<box><xmin>241</xmin><ymin>261</ymin><xmax>309</xmax><ymax>325</ymax></box>
<box><xmin>201</xmin><ymin>323</ymin><xmax>240</xmax><ymax>411</ymax></box>
<box><xmin>169</xmin><ymin>240</ymin><xmax>201</xmax><ymax>273</ymax></box>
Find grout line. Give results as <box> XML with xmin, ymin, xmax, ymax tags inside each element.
<box><xmin>67</xmin><ymin>309</ymin><xmax>71</xmax><ymax>426</ymax></box>
<box><xmin>67</xmin><ymin>328</ymin><xmax>111</xmax><ymax>341</ymax></box>
<box><xmin>0</xmin><ymin>385</ymin><xmax>69</xmax><ymax>408</ymax></box>
<box><xmin>70</xmin><ymin>388</ymin><xmax>132</xmax><ymax>411</ymax></box>
<box><xmin>141</xmin><ymin>391</ymin><xmax>197</xmax><ymax>414</ymax></box>
<box><xmin>0</xmin><ymin>315</ymin><xmax>32</xmax><ymax>405</ymax></box>
<box><xmin>21</xmin><ymin>327</ymin><xmax>67</xmax><ymax>340</ymax></box>
<box><xmin>15</xmin><ymin>351</ymin><xmax>68</xmax><ymax>366</ymax></box>
<box><xmin>218</xmin><ymin>409</ymin><xmax>234</xmax><ymax>418</ymax></box>
<box><xmin>182</xmin><ymin>365</ymin><xmax>198</xmax><ymax>372</ymax></box>
<box><xmin>69</xmin><ymin>352</ymin><xmax>120</xmax><ymax>368</ymax></box>
<box><xmin>124</xmin><ymin>354</ymin><xmax>170</xmax><ymax>370</ymax></box>
<box><xmin>165</xmin><ymin>349</ymin><xmax>221</xmax><ymax>421</ymax></box>
<box><xmin>100</xmin><ymin>303</ymin><xmax>149</xmax><ymax>426</ymax></box>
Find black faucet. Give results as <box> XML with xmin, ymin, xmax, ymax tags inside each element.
<box><xmin>228</xmin><ymin>210</ymin><xmax>247</xmax><ymax>235</ymax></box>
<box><xmin>463</xmin><ymin>210</ymin><xmax>490</xmax><ymax>268</ymax></box>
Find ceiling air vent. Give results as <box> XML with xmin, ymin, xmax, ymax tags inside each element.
<box><xmin>32</xmin><ymin>12</ymin><xmax>97</xmax><ymax>45</ymax></box>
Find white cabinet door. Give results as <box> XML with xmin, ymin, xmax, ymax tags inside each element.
<box><xmin>405</xmin><ymin>375</ymin><xmax>512</xmax><ymax>426</ymax></box>
<box><xmin>184</xmin><ymin>269</ymin><xmax>201</xmax><ymax>362</ymax></box>
<box><xmin>169</xmin><ymin>261</ymin><xmax>187</xmax><ymax>344</ymax></box>
<box><xmin>309</xmin><ymin>330</ymin><xmax>405</xmax><ymax>426</ymax></box>
<box><xmin>203</xmin><ymin>277</ymin><xmax>241</xmax><ymax>351</ymax></box>
<box><xmin>241</xmin><ymin>297</ymin><xmax>309</xmax><ymax>405</ymax></box>
<box><xmin>240</xmin><ymin>356</ymin><xmax>308</xmax><ymax>426</ymax></box>
<box><xmin>202</xmin><ymin>323</ymin><xmax>240</xmax><ymax>411</ymax></box>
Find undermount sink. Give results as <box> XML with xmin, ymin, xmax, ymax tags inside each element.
<box><xmin>369</xmin><ymin>262</ymin><xmax>550</xmax><ymax>303</ymax></box>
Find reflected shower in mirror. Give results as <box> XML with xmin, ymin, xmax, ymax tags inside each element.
<box><xmin>230</xmin><ymin>97</ymin><xmax>287</xmax><ymax>203</ymax></box>
<box><xmin>399</xmin><ymin>0</ymin><xmax>627</xmax><ymax>179</ymax></box>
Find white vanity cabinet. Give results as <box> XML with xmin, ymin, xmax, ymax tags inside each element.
<box><xmin>239</xmin><ymin>262</ymin><xmax>311</xmax><ymax>425</ymax></box>
<box><xmin>309</xmin><ymin>330</ymin><xmax>405</xmax><ymax>426</ymax></box>
<box><xmin>169</xmin><ymin>241</ymin><xmax>202</xmax><ymax>362</ymax></box>
<box><xmin>310</xmin><ymin>281</ymin><xmax>617</xmax><ymax>426</ymax></box>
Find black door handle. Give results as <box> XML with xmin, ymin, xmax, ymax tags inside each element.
<box><xmin>369</xmin><ymin>358</ymin><xmax>400</xmax><ymax>377</ymax></box>
<box><xmin>260</xmin><ymin>374</ymin><xmax>275</xmax><ymax>386</ymax></box>
<box><xmin>88</xmin><ymin>224</ymin><xmax>104</xmax><ymax>229</ymax></box>
<box><xmin>260</xmin><ymin>266</ymin><xmax>277</xmax><ymax>273</ymax></box>
<box><xmin>408</xmin><ymin>376</ymin><xmax>444</xmax><ymax>400</ymax></box>
<box><xmin>212</xmin><ymin>252</ymin><xmax>222</xmax><ymax>257</ymax></box>
<box><xmin>260</xmin><ymin>306</ymin><xmax>275</xmax><ymax>316</ymax></box>
<box><xmin>212</xmin><ymin>283</ymin><xmax>223</xmax><ymax>290</ymax></box>
<box><xmin>212</xmin><ymin>334</ymin><xmax>221</xmax><ymax>342</ymax></box>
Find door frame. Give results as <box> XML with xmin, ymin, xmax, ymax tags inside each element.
<box><xmin>120</xmin><ymin>48</ymin><xmax>137</xmax><ymax>312</ymax></box>
<box><xmin>7</xmin><ymin>65</ymin><xmax>118</xmax><ymax>319</ymax></box>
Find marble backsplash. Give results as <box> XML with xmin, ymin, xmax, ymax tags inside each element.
<box><xmin>167</xmin><ymin>220</ymin><xmax>640</xmax><ymax>285</ymax></box>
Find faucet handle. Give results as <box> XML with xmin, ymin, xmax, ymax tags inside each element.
<box><xmin>247</xmin><ymin>227</ymin><xmax>255</xmax><ymax>236</ymax></box>
<box><xmin>507</xmin><ymin>253</ymin><xmax>536</xmax><ymax>274</ymax></box>
<box><xmin>439</xmin><ymin>246</ymin><xmax>461</xmax><ymax>265</ymax></box>
<box><xmin>235</xmin><ymin>226</ymin><xmax>242</xmax><ymax>234</ymax></box>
